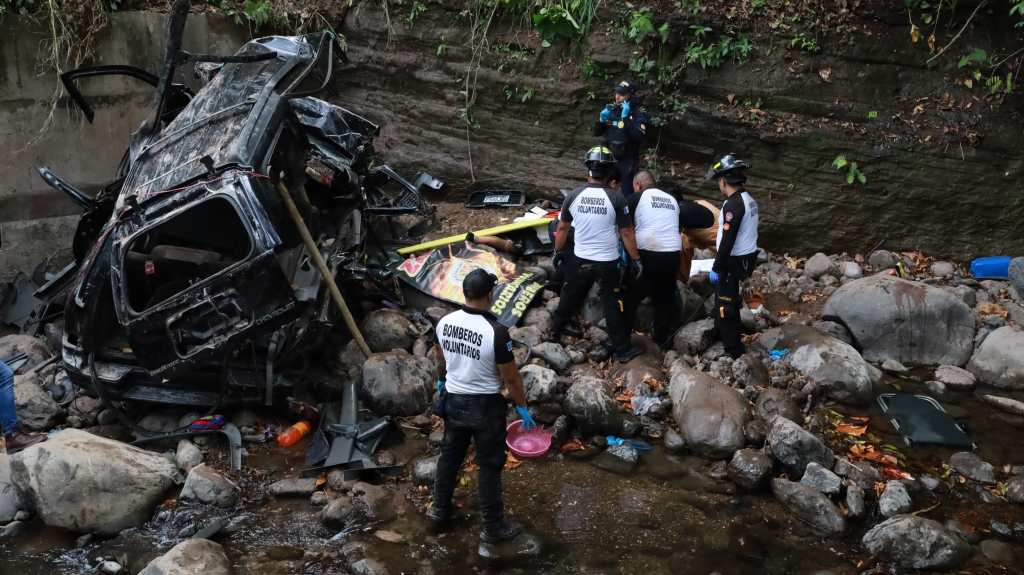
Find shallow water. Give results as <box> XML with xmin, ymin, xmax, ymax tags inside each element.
<box><xmin>3</xmin><ymin>376</ymin><xmax>1024</xmax><ymax>574</ymax></box>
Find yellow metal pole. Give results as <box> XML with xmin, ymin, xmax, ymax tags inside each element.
<box><xmin>396</xmin><ymin>216</ymin><xmax>556</xmax><ymax>256</ymax></box>
<box><xmin>276</xmin><ymin>181</ymin><xmax>372</xmax><ymax>358</ymax></box>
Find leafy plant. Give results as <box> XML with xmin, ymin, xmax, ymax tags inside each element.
<box><xmin>680</xmin><ymin>0</ymin><xmax>701</xmax><ymax>15</ymax></box>
<box><xmin>0</xmin><ymin>0</ymin><xmax>35</xmax><ymax>19</ymax></box>
<box><xmin>1013</xmin><ymin>0</ymin><xmax>1024</xmax><ymax>27</ymax></box>
<box><xmin>750</xmin><ymin>0</ymin><xmax>766</xmax><ymax>12</ymax></box>
<box><xmin>405</xmin><ymin>1</ymin><xmax>427</xmax><ymax>27</ymax></box>
<box><xmin>790</xmin><ymin>32</ymin><xmax>820</xmax><ymax>53</ymax></box>
<box><xmin>502</xmin><ymin>84</ymin><xmax>535</xmax><ymax>103</ymax></box>
<box><xmin>685</xmin><ymin>28</ymin><xmax>753</xmax><ymax>70</ymax></box>
<box><xmin>436</xmin><ymin>42</ymin><xmax>448</xmax><ymax>57</ymax></box>
<box><xmin>625</xmin><ymin>8</ymin><xmax>655</xmax><ymax>43</ymax></box>
<box><xmin>867</xmin><ymin>110</ymin><xmax>878</xmax><ymax>120</ymax></box>
<box><xmin>629</xmin><ymin>55</ymin><xmax>657</xmax><ymax>78</ymax></box>
<box><xmin>958</xmin><ymin>48</ymin><xmax>988</xmax><ymax>69</ymax></box>
<box><xmin>832</xmin><ymin>155</ymin><xmax>867</xmax><ymax>185</ymax></box>
<box><xmin>531</xmin><ymin>0</ymin><xmax>600</xmax><ymax>46</ymax></box>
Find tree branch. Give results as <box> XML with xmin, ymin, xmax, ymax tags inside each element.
<box><xmin>926</xmin><ymin>0</ymin><xmax>988</xmax><ymax>65</ymax></box>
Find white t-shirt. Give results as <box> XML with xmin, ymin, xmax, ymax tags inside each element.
<box><xmin>560</xmin><ymin>185</ymin><xmax>630</xmax><ymax>262</ymax></box>
<box><xmin>716</xmin><ymin>191</ymin><xmax>759</xmax><ymax>256</ymax></box>
<box><xmin>435</xmin><ymin>307</ymin><xmax>514</xmax><ymax>395</ymax></box>
<box><xmin>630</xmin><ymin>188</ymin><xmax>682</xmax><ymax>252</ymax></box>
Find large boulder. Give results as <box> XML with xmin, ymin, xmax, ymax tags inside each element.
<box><xmin>822</xmin><ymin>275</ymin><xmax>975</xmax><ymax>365</ymax></box>
<box><xmin>0</xmin><ymin>452</ymin><xmax>24</xmax><ymax>523</ymax></box>
<box><xmin>804</xmin><ymin>252</ymin><xmax>834</xmax><ymax>279</ymax></box>
<box><xmin>672</xmin><ymin>318</ymin><xmax>716</xmax><ymax>356</ymax></box>
<box><xmin>727</xmin><ymin>448</ymin><xmax>773</xmax><ymax>489</ymax></box>
<box><xmin>761</xmin><ymin>324</ymin><xmax>873</xmax><ymax>404</ymax></box>
<box><xmin>770</xmin><ymin>478</ymin><xmax>846</xmax><ymax>536</ymax></box>
<box><xmin>1009</xmin><ymin>257</ymin><xmax>1024</xmax><ymax>299</ymax></box>
<box><xmin>361</xmin><ymin>350</ymin><xmax>434</xmax><ymax>416</ymax></box>
<box><xmin>10</xmin><ymin>429</ymin><xmax>179</xmax><ymax>534</ymax></box>
<box><xmin>967</xmin><ymin>326</ymin><xmax>1024</xmax><ymax>389</ymax></box>
<box><xmin>13</xmin><ymin>372</ymin><xmax>62</xmax><ymax>431</ymax></box>
<box><xmin>767</xmin><ymin>416</ymin><xmax>835</xmax><ymax>476</ymax></box>
<box><xmin>138</xmin><ymin>539</ymin><xmax>232</xmax><ymax>575</ymax></box>
<box><xmin>362</xmin><ymin>309</ymin><xmax>417</xmax><ymax>352</ymax></box>
<box><xmin>0</xmin><ymin>335</ymin><xmax>53</xmax><ymax>370</ymax></box>
<box><xmin>563</xmin><ymin>376</ymin><xmax>633</xmax><ymax>436</ymax></box>
<box><xmin>669</xmin><ymin>367</ymin><xmax>750</xmax><ymax>458</ymax></box>
<box><xmin>520</xmin><ymin>364</ymin><xmax>560</xmax><ymax>404</ymax></box>
<box><xmin>862</xmin><ymin>515</ymin><xmax>972</xmax><ymax>570</ymax></box>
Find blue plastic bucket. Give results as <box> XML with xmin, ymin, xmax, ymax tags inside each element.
<box><xmin>970</xmin><ymin>256</ymin><xmax>1012</xmax><ymax>279</ymax></box>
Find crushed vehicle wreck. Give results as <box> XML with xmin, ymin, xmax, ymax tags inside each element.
<box><xmin>41</xmin><ymin>5</ymin><xmax>443</xmax><ymax>407</ymax></box>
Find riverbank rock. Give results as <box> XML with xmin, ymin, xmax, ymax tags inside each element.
<box><xmin>521</xmin><ymin>365</ymin><xmax>559</xmax><ymax>404</ymax></box>
<box><xmin>0</xmin><ymin>335</ymin><xmax>52</xmax><ymax>370</ymax></box>
<box><xmin>967</xmin><ymin>326</ymin><xmax>1024</xmax><ymax>389</ymax></box>
<box><xmin>767</xmin><ymin>416</ymin><xmax>835</xmax><ymax>476</ymax></box>
<box><xmin>934</xmin><ymin>365</ymin><xmax>976</xmax><ymax>390</ymax></box>
<box><xmin>761</xmin><ymin>324</ymin><xmax>872</xmax><ymax>404</ymax></box>
<box><xmin>804</xmin><ymin>253</ymin><xmax>834</xmax><ymax>279</ymax></box>
<box><xmin>361</xmin><ymin>350</ymin><xmax>434</xmax><ymax>416</ymax></box>
<box><xmin>13</xmin><ymin>372</ymin><xmax>62</xmax><ymax>431</ymax></box>
<box><xmin>669</xmin><ymin>367</ymin><xmax>750</xmax><ymax>458</ymax></box>
<box><xmin>672</xmin><ymin>318</ymin><xmax>716</xmax><ymax>356</ymax></box>
<box><xmin>175</xmin><ymin>440</ymin><xmax>203</xmax><ymax>472</ymax></box>
<box><xmin>563</xmin><ymin>376</ymin><xmax>633</xmax><ymax>436</ymax></box>
<box><xmin>362</xmin><ymin>309</ymin><xmax>416</xmax><ymax>352</ymax></box>
<box><xmin>0</xmin><ymin>453</ymin><xmax>24</xmax><ymax>523</ymax></box>
<box><xmin>268</xmin><ymin>478</ymin><xmax>318</xmax><ymax>497</ymax></box>
<box><xmin>727</xmin><ymin>448</ymin><xmax>773</xmax><ymax>489</ymax></box>
<box><xmin>138</xmin><ymin>539</ymin><xmax>231</xmax><ymax>575</ymax></box>
<box><xmin>10</xmin><ymin>429</ymin><xmax>179</xmax><ymax>534</ymax></box>
<box><xmin>1004</xmin><ymin>475</ymin><xmax>1024</xmax><ymax>504</ymax></box>
<box><xmin>180</xmin><ymin>464</ymin><xmax>240</xmax><ymax>508</ymax></box>
<box><xmin>879</xmin><ymin>480</ymin><xmax>912</xmax><ymax>517</ymax></box>
<box><xmin>823</xmin><ymin>275</ymin><xmax>975</xmax><ymax>366</ymax></box>
<box><xmin>531</xmin><ymin>342</ymin><xmax>571</xmax><ymax>372</ymax></box>
<box><xmin>770</xmin><ymin>478</ymin><xmax>846</xmax><ymax>536</ymax></box>
<box><xmin>800</xmin><ymin>462</ymin><xmax>842</xmax><ymax>495</ymax></box>
<box><xmin>949</xmin><ymin>452</ymin><xmax>996</xmax><ymax>484</ymax></box>
<box><xmin>1009</xmin><ymin>257</ymin><xmax>1024</xmax><ymax>300</ymax></box>
<box><xmin>862</xmin><ymin>515</ymin><xmax>971</xmax><ymax>570</ymax></box>
<box><xmin>756</xmin><ymin>388</ymin><xmax>801</xmax><ymax>423</ymax></box>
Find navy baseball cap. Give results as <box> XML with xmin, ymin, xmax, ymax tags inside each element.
<box><xmin>463</xmin><ymin>268</ymin><xmax>498</xmax><ymax>299</ymax></box>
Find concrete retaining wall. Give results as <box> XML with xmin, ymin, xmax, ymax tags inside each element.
<box><xmin>0</xmin><ymin>11</ymin><xmax>246</xmax><ymax>280</ymax></box>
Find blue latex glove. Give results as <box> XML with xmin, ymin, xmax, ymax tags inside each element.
<box><xmin>620</xmin><ymin>100</ymin><xmax>631</xmax><ymax>120</ymax></box>
<box><xmin>709</xmin><ymin>270</ymin><xmax>720</xmax><ymax>284</ymax></box>
<box><xmin>515</xmin><ymin>406</ymin><xmax>537</xmax><ymax>430</ymax></box>
<box><xmin>436</xmin><ymin>378</ymin><xmax>446</xmax><ymax>394</ymax></box>
<box><xmin>631</xmin><ymin>258</ymin><xmax>643</xmax><ymax>279</ymax></box>
<box><xmin>599</xmin><ymin>104</ymin><xmax>614</xmax><ymax>123</ymax></box>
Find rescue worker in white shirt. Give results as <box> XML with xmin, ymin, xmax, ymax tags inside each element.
<box><xmin>429</xmin><ymin>269</ymin><xmax>535</xmax><ymax>543</ymax></box>
<box><xmin>707</xmin><ymin>154</ymin><xmax>759</xmax><ymax>359</ymax></box>
<box><xmin>551</xmin><ymin>146</ymin><xmax>643</xmax><ymax>363</ymax></box>
<box><xmin>625</xmin><ymin>171</ymin><xmax>716</xmax><ymax>346</ymax></box>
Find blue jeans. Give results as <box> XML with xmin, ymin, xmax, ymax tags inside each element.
<box><xmin>0</xmin><ymin>360</ymin><xmax>16</xmax><ymax>434</ymax></box>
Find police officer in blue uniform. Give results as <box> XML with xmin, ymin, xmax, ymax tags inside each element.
<box><xmin>594</xmin><ymin>81</ymin><xmax>648</xmax><ymax>196</ymax></box>
<box><xmin>707</xmin><ymin>154</ymin><xmax>759</xmax><ymax>359</ymax></box>
<box><xmin>429</xmin><ymin>269</ymin><xmax>536</xmax><ymax>544</ymax></box>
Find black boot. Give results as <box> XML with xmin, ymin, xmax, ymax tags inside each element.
<box><xmin>481</xmin><ymin>519</ymin><xmax>523</xmax><ymax>543</ymax></box>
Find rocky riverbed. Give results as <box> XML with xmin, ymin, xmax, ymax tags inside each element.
<box><xmin>3</xmin><ymin>246</ymin><xmax>1024</xmax><ymax>574</ymax></box>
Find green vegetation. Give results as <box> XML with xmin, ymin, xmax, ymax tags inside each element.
<box><xmin>867</xmin><ymin>110</ymin><xmax>878</xmax><ymax>120</ymax></box>
<box><xmin>502</xmin><ymin>84</ymin><xmax>535</xmax><ymax>103</ymax></box>
<box><xmin>1013</xmin><ymin>0</ymin><xmax>1024</xmax><ymax>27</ymax></box>
<box><xmin>436</xmin><ymin>41</ymin><xmax>448</xmax><ymax>57</ymax></box>
<box><xmin>832</xmin><ymin>155</ymin><xmax>867</xmax><ymax>186</ymax></box>
<box><xmin>790</xmin><ymin>32</ymin><xmax>820</xmax><ymax>54</ymax></box>
<box><xmin>404</xmin><ymin>0</ymin><xmax>427</xmax><ymax>27</ymax></box>
<box><xmin>686</xmin><ymin>25</ymin><xmax>753</xmax><ymax>70</ymax></box>
<box><xmin>679</xmin><ymin>0</ymin><xmax>701</xmax><ymax>16</ymax></box>
<box><xmin>958</xmin><ymin>48</ymin><xmax>1016</xmax><ymax>95</ymax></box>
<box><xmin>623</xmin><ymin>8</ymin><xmax>668</xmax><ymax>44</ymax></box>
<box><xmin>531</xmin><ymin>0</ymin><xmax>600</xmax><ymax>46</ymax></box>
<box><xmin>0</xmin><ymin>0</ymin><xmax>34</xmax><ymax>19</ymax></box>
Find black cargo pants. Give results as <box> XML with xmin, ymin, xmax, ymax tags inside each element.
<box><xmin>432</xmin><ymin>393</ymin><xmax>508</xmax><ymax>529</ymax></box>
<box><xmin>626</xmin><ymin>250</ymin><xmax>682</xmax><ymax>346</ymax></box>
<box><xmin>715</xmin><ymin>253</ymin><xmax>757</xmax><ymax>359</ymax></box>
<box><xmin>552</xmin><ymin>255</ymin><xmax>631</xmax><ymax>353</ymax></box>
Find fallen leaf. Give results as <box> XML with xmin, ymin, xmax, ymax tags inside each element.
<box><xmin>910</xmin><ymin>23</ymin><xmax>920</xmax><ymax>43</ymax></box>
<box><xmin>913</xmin><ymin>104</ymin><xmax>925</xmax><ymax>115</ymax></box>
<box><xmin>560</xmin><ymin>439</ymin><xmax>586</xmax><ymax>452</ymax></box>
<box><xmin>978</xmin><ymin>302</ymin><xmax>1008</xmax><ymax>319</ymax></box>
<box><xmin>927</xmin><ymin>33</ymin><xmax>936</xmax><ymax>52</ymax></box>
<box><xmin>727</xmin><ymin>93</ymin><xmax>736</xmax><ymax>105</ymax></box>
<box><xmin>819</xmin><ymin>67</ymin><xmax>832</xmax><ymax>82</ymax></box>
<box><xmin>504</xmin><ymin>453</ymin><xmax>522</xmax><ymax>471</ymax></box>
<box><xmin>882</xmin><ymin>467</ymin><xmax>914</xmax><ymax>480</ymax></box>
<box><xmin>835</xmin><ymin>424</ymin><xmax>868</xmax><ymax>436</ymax></box>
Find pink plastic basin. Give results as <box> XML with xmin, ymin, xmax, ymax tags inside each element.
<box><xmin>506</xmin><ymin>420</ymin><xmax>551</xmax><ymax>458</ymax></box>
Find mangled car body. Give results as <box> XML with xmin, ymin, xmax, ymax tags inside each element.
<box><xmin>47</xmin><ymin>12</ymin><xmax>440</xmax><ymax>406</ymax></box>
